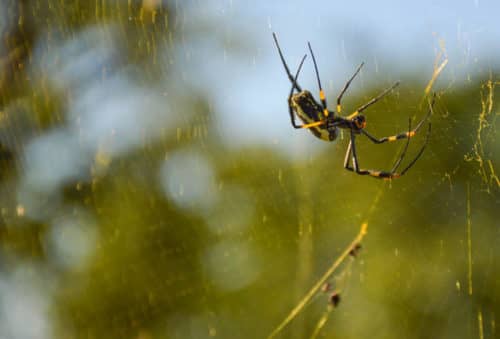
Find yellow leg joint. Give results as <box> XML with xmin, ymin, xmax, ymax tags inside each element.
<box><xmin>388</xmin><ymin>136</ymin><xmax>397</xmax><ymax>142</ymax></box>
<box><xmin>337</xmin><ymin>104</ymin><xmax>342</xmax><ymax>113</ymax></box>
<box><xmin>323</xmin><ymin>108</ymin><xmax>329</xmax><ymax>117</ymax></box>
<box><xmin>407</xmin><ymin>131</ymin><xmax>416</xmax><ymax>137</ymax></box>
<box><xmin>319</xmin><ymin>90</ymin><xmax>326</xmax><ymax>100</ymax></box>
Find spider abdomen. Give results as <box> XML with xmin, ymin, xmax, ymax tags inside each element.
<box><xmin>291</xmin><ymin>90</ymin><xmax>338</xmax><ymax>141</ymax></box>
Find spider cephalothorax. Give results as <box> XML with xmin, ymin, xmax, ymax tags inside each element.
<box><xmin>351</xmin><ymin>115</ymin><xmax>366</xmax><ymax>131</ymax></box>
<box><xmin>273</xmin><ymin>32</ymin><xmax>434</xmax><ymax>179</ymax></box>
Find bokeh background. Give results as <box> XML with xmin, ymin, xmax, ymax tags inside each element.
<box><xmin>0</xmin><ymin>1</ymin><xmax>499</xmax><ymax>338</ymax></box>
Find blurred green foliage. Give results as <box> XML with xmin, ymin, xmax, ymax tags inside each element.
<box><xmin>0</xmin><ymin>1</ymin><xmax>499</xmax><ymax>339</ymax></box>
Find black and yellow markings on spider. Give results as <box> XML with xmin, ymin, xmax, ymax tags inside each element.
<box><xmin>290</xmin><ymin>90</ymin><xmax>331</xmax><ymax>140</ymax></box>
<box><xmin>319</xmin><ymin>89</ymin><xmax>329</xmax><ymax>117</ymax></box>
<box><xmin>387</xmin><ymin>130</ymin><xmax>416</xmax><ymax>142</ymax></box>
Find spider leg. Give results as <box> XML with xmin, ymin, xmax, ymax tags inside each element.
<box><xmin>343</xmin><ymin>139</ymin><xmax>353</xmax><ymax>170</ymax></box>
<box><xmin>308</xmin><ymin>41</ymin><xmax>330</xmax><ymax>117</ymax></box>
<box><xmin>337</xmin><ymin>62</ymin><xmax>364</xmax><ymax>114</ymax></box>
<box><xmin>273</xmin><ymin>33</ymin><xmax>302</xmax><ymax>92</ymax></box>
<box><xmin>346</xmin><ymin>130</ymin><xmax>405</xmax><ymax>179</ymax></box>
<box><xmin>346</xmin><ymin>81</ymin><xmax>400</xmax><ymax>119</ymax></box>
<box><xmin>345</xmin><ymin>119</ymin><xmax>431</xmax><ymax>179</ymax></box>
<box><xmin>390</xmin><ymin>118</ymin><xmax>412</xmax><ymax>173</ymax></box>
<box><xmin>288</xmin><ymin>54</ymin><xmax>309</xmax><ymax>129</ymax></box>
<box><xmin>360</xmin><ymin>94</ymin><xmax>435</xmax><ymax>144</ymax></box>
<box><xmin>398</xmin><ymin>123</ymin><xmax>431</xmax><ymax>176</ymax></box>
<box><xmin>273</xmin><ymin>33</ymin><xmax>327</xmax><ymax>130</ymax></box>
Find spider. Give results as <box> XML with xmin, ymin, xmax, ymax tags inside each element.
<box><xmin>272</xmin><ymin>33</ymin><xmax>434</xmax><ymax>179</ymax></box>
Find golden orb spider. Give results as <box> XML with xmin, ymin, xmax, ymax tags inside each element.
<box><xmin>273</xmin><ymin>33</ymin><xmax>434</xmax><ymax>179</ymax></box>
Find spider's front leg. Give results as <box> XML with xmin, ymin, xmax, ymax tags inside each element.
<box><xmin>360</xmin><ymin>94</ymin><xmax>435</xmax><ymax>144</ymax></box>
